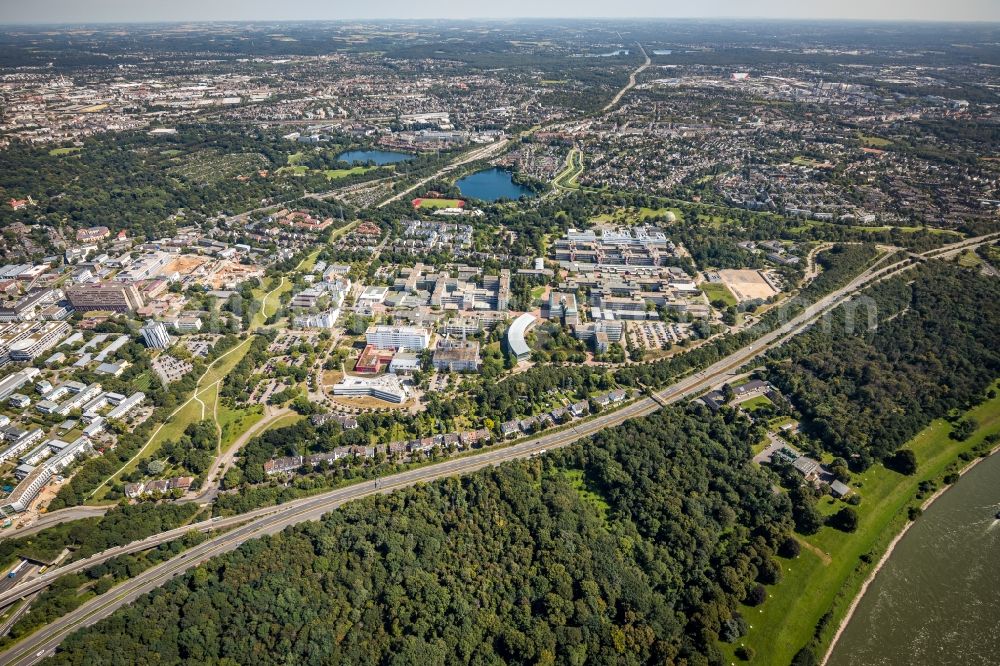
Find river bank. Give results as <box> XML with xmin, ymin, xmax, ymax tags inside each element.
<box><xmin>821</xmin><ymin>439</ymin><xmax>1000</xmax><ymax>665</ymax></box>
<box><xmin>724</xmin><ymin>381</ymin><xmax>1000</xmax><ymax>666</ymax></box>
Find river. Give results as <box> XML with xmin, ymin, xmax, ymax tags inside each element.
<box><xmin>828</xmin><ymin>451</ymin><xmax>1000</xmax><ymax>666</ymax></box>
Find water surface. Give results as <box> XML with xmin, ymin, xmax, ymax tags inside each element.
<box><xmin>455</xmin><ymin>168</ymin><xmax>534</xmax><ymax>202</ymax></box>
<box><xmin>829</xmin><ymin>452</ymin><xmax>1000</xmax><ymax>666</ymax></box>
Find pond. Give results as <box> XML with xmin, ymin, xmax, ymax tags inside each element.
<box><xmin>455</xmin><ymin>168</ymin><xmax>535</xmax><ymax>202</ymax></box>
<box><xmin>336</xmin><ymin>150</ymin><xmax>413</xmax><ymax>165</ymax></box>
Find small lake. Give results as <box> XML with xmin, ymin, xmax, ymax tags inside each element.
<box><xmin>829</xmin><ymin>451</ymin><xmax>1000</xmax><ymax>665</ymax></box>
<box><xmin>336</xmin><ymin>150</ymin><xmax>413</xmax><ymax>165</ymax></box>
<box><xmin>455</xmin><ymin>168</ymin><xmax>535</xmax><ymax>202</ymax></box>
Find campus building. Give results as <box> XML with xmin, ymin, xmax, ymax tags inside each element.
<box><xmin>66</xmin><ymin>282</ymin><xmax>145</xmax><ymax>313</ymax></box>
<box><xmin>365</xmin><ymin>325</ymin><xmax>430</xmax><ymax>351</ymax></box>
<box><xmin>140</xmin><ymin>320</ymin><xmax>171</xmax><ymax>349</ymax></box>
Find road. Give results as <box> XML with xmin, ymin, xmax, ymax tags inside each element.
<box><xmin>4</xmin><ymin>232</ymin><xmax>998</xmax><ymax>664</ymax></box>
<box><xmin>2</xmin><ymin>507</ymin><xmax>110</xmax><ymax>540</ymax></box>
<box><xmin>602</xmin><ymin>44</ymin><xmax>650</xmax><ymax>112</ymax></box>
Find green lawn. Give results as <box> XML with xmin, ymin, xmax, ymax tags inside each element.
<box><xmin>956</xmin><ymin>250</ymin><xmax>983</xmax><ymax>268</ymax></box>
<box><xmin>701</xmin><ymin>282</ymin><xmax>737</xmax><ymax>307</ymax></box>
<box><xmin>792</xmin><ymin>156</ymin><xmax>827</xmax><ymax>168</ymax></box>
<box><xmin>590</xmin><ymin>206</ymin><xmax>681</xmax><ymax>224</ymax></box>
<box><xmin>724</xmin><ymin>381</ymin><xmax>1000</xmax><ymax>665</ymax></box>
<box><xmin>322</xmin><ymin>165</ymin><xmax>378</xmax><ymax>180</ymax></box>
<box><xmin>219</xmin><ymin>403</ymin><xmax>265</xmax><ymax>451</ymax></box>
<box><xmin>262</xmin><ymin>412</ymin><xmax>305</xmax><ymax>433</ymax></box>
<box><xmin>553</xmin><ymin>149</ymin><xmax>583</xmax><ymax>190</ymax></box>
<box><xmin>859</xmin><ymin>134</ymin><xmax>892</xmax><ymax>148</ymax></box>
<box><xmin>48</xmin><ymin>147</ymin><xmax>81</xmax><ymax>156</ymax></box>
<box><xmin>740</xmin><ymin>394</ymin><xmax>773</xmax><ymax>412</ymax></box>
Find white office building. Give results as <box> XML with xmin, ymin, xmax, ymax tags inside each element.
<box><xmin>365</xmin><ymin>325</ymin><xmax>430</xmax><ymax>351</ymax></box>
<box><xmin>141</xmin><ymin>320</ymin><xmax>171</xmax><ymax>349</ymax></box>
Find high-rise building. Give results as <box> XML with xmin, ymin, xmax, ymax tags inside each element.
<box><xmin>140</xmin><ymin>320</ymin><xmax>171</xmax><ymax>349</ymax></box>
<box><xmin>66</xmin><ymin>282</ymin><xmax>144</xmax><ymax>313</ymax></box>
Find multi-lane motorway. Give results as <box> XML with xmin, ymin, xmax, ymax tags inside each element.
<box><xmin>2</xmin><ymin>232</ymin><xmax>997</xmax><ymax>665</ymax></box>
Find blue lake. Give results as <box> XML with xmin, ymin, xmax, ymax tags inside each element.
<box><xmin>336</xmin><ymin>150</ymin><xmax>413</xmax><ymax>165</ymax></box>
<box><xmin>456</xmin><ymin>168</ymin><xmax>535</xmax><ymax>202</ymax></box>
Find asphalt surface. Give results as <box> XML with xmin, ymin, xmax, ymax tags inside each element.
<box><xmin>603</xmin><ymin>43</ymin><xmax>651</xmax><ymax>112</ymax></box>
<box><xmin>1</xmin><ymin>507</ymin><xmax>110</xmax><ymax>541</ymax></box>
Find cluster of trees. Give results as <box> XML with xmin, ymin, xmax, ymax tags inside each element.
<box><xmin>155</xmin><ymin>420</ymin><xmax>218</xmax><ymax>477</ymax></box>
<box><xmin>0</xmin><ymin>503</ymin><xmax>198</xmax><ymax>571</ymax></box>
<box><xmin>2</xmin><ymin>529</ymin><xmax>209</xmax><ymax>647</ymax></box>
<box><xmin>766</xmin><ymin>263</ymin><xmax>1000</xmax><ymax>468</ymax></box>
<box><xmin>49</xmin><ymin>405</ymin><xmax>794</xmax><ymax>665</ymax></box>
<box><xmin>219</xmin><ymin>334</ymin><xmax>273</xmax><ymax>405</ymax></box>
<box><xmin>0</xmin><ymin>126</ymin><xmax>310</xmax><ymax>243</ymax></box>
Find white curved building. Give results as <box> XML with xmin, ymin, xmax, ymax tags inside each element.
<box><xmin>506</xmin><ymin>313</ymin><xmax>537</xmax><ymax>361</ymax></box>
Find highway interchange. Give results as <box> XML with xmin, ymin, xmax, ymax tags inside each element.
<box><xmin>1</xmin><ymin>230</ymin><xmax>997</xmax><ymax>665</ymax></box>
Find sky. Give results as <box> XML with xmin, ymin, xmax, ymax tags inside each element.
<box><xmin>2</xmin><ymin>0</ymin><xmax>999</xmax><ymax>24</ymax></box>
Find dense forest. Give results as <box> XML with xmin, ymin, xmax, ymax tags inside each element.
<box><xmin>47</xmin><ymin>406</ymin><xmax>792</xmax><ymax>665</ymax></box>
<box><xmin>766</xmin><ymin>263</ymin><xmax>1000</xmax><ymax>467</ymax></box>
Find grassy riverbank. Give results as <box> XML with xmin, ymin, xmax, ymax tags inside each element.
<box><xmin>723</xmin><ymin>380</ymin><xmax>1000</xmax><ymax>665</ymax></box>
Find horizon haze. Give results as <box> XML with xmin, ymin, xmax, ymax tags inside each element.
<box><xmin>2</xmin><ymin>0</ymin><xmax>999</xmax><ymax>25</ymax></box>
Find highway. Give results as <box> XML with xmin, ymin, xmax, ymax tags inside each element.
<box><xmin>2</xmin><ymin>232</ymin><xmax>998</xmax><ymax>664</ymax></box>
<box><xmin>602</xmin><ymin>44</ymin><xmax>650</xmax><ymax>112</ymax></box>
<box><xmin>3</xmin><ymin>507</ymin><xmax>110</xmax><ymax>540</ymax></box>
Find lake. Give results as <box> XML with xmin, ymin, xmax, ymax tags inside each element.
<box><xmin>829</xmin><ymin>451</ymin><xmax>1000</xmax><ymax>666</ymax></box>
<box><xmin>336</xmin><ymin>150</ymin><xmax>412</xmax><ymax>165</ymax></box>
<box><xmin>455</xmin><ymin>168</ymin><xmax>535</xmax><ymax>202</ymax></box>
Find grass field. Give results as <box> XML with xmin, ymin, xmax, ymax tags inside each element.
<box><xmin>590</xmin><ymin>206</ymin><xmax>681</xmax><ymax>225</ymax></box>
<box><xmin>553</xmin><ymin>148</ymin><xmax>583</xmax><ymax>190</ymax></box>
<box><xmin>414</xmin><ymin>197</ymin><xmax>465</xmax><ymax>209</ymax></box>
<box><xmin>956</xmin><ymin>249</ymin><xmax>983</xmax><ymax>268</ymax></box>
<box><xmin>322</xmin><ymin>165</ymin><xmax>378</xmax><ymax>180</ymax></box>
<box><xmin>219</xmin><ymin>403</ymin><xmax>265</xmax><ymax>451</ymax></box>
<box><xmin>788</xmin><ymin>219</ymin><xmax>962</xmax><ymax>237</ymax></box>
<box><xmin>724</xmin><ymin>381</ymin><xmax>1000</xmax><ymax>665</ymax></box>
<box><xmin>740</xmin><ymin>394</ymin><xmax>773</xmax><ymax>412</ymax></box>
<box><xmin>48</xmin><ymin>147</ymin><xmax>81</xmax><ymax>156</ymax></box>
<box><xmin>792</xmin><ymin>156</ymin><xmax>829</xmax><ymax>168</ymax></box>
<box><xmin>261</xmin><ymin>412</ymin><xmax>305</xmax><ymax>434</ymax></box>
<box><xmin>276</xmin><ymin>165</ymin><xmax>309</xmax><ymax>176</ymax></box>
<box><xmin>701</xmin><ymin>282</ymin><xmax>737</xmax><ymax>307</ymax></box>
<box><xmin>859</xmin><ymin>134</ymin><xmax>892</xmax><ymax>148</ymax></box>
